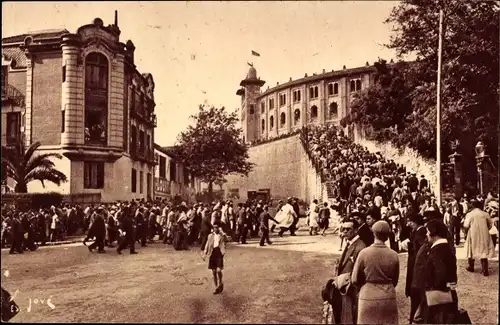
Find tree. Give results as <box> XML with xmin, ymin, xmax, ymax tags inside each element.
<box><xmin>343</xmin><ymin>0</ymin><xmax>499</xmax><ymax>167</ymax></box>
<box><xmin>1</xmin><ymin>140</ymin><xmax>68</xmax><ymax>193</ymax></box>
<box><xmin>174</xmin><ymin>105</ymin><xmax>254</xmax><ymax>200</ymax></box>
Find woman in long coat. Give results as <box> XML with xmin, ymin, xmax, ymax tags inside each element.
<box><xmin>463</xmin><ymin>199</ymin><xmax>495</xmax><ymax>276</ymax></box>
<box><xmin>352</xmin><ymin>220</ymin><xmax>399</xmax><ymax>324</ymax></box>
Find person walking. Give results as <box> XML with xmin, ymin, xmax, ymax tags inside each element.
<box><xmin>308</xmin><ymin>199</ymin><xmax>320</xmax><ymax>235</ymax></box>
<box><xmin>352</xmin><ymin>220</ymin><xmax>399</xmax><ymax>324</ymax></box>
<box><xmin>463</xmin><ymin>199</ymin><xmax>495</xmax><ymax>276</ymax></box>
<box><xmin>87</xmin><ymin>207</ymin><xmax>106</xmax><ymax>253</ymax></box>
<box><xmin>259</xmin><ymin>205</ymin><xmax>278</xmax><ymax>246</ymax></box>
<box><xmin>421</xmin><ymin>219</ymin><xmax>458</xmax><ymax>324</ymax></box>
<box><xmin>202</xmin><ymin>222</ymin><xmax>228</xmax><ymax>295</ymax></box>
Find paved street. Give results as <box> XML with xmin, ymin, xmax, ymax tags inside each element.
<box><xmin>1</xmin><ymin>227</ymin><xmax>498</xmax><ymax>324</ymax></box>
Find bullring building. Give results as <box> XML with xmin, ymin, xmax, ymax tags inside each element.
<box><xmin>236</xmin><ymin>63</ymin><xmax>376</xmax><ymax>143</ymax></box>
<box><xmin>1</xmin><ymin>13</ymin><xmax>157</xmax><ymax>202</ymax></box>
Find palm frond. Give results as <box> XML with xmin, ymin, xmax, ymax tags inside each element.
<box><xmin>25</xmin><ymin>152</ymin><xmax>63</xmax><ymax>175</ymax></box>
<box><xmin>22</xmin><ymin>141</ymin><xmax>42</xmax><ymax>170</ymax></box>
<box><xmin>25</xmin><ymin>167</ymin><xmax>68</xmax><ymax>187</ymax></box>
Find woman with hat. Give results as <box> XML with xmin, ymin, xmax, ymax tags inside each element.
<box><xmin>352</xmin><ymin>220</ymin><xmax>400</xmax><ymax>324</ymax></box>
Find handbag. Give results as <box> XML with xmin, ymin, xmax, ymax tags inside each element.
<box><xmin>425</xmin><ymin>290</ymin><xmax>453</xmax><ymax>306</ymax></box>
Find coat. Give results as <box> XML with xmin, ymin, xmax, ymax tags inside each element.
<box><xmin>464</xmin><ymin>208</ymin><xmax>495</xmax><ymax>259</ymax></box>
<box><xmin>203</xmin><ymin>231</ymin><xmax>228</xmax><ymax>258</ymax></box>
<box><xmin>422</xmin><ymin>239</ymin><xmax>458</xmax><ymax>324</ymax></box>
<box><xmin>357</xmin><ymin>223</ymin><xmax>374</xmax><ymax>247</ymax></box>
<box><xmin>337</xmin><ymin>236</ymin><xmax>366</xmax><ymax>324</ymax></box>
<box><xmin>352</xmin><ymin>242</ymin><xmax>399</xmax><ymax>324</ymax></box>
<box><xmin>405</xmin><ymin>226</ymin><xmax>427</xmax><ymax>297</ymax></box>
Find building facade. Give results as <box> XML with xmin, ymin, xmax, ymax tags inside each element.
<box><xmin>236</xmin><ymin>64</ymin><xmax>376</xmax><ymax>143</ymax></box>
<box><xmin>1</xmin><ymin>14</ymin><xmax>157</xmax><ymax>202</ymax></box>
<box><xmin>153</xmin><ymin>144</ymin><xmax>201</xmax><ymax>202</ymax></box>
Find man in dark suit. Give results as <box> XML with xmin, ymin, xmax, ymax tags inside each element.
<box><xmin>117</xmin><ymin>206</ymin><xmax>138</xmax><ymax>255</ymax></box>
<box><xmin>405</xmin><ymin>214</ymin><xmax>427</xmax><ymax>324</ymax></box>
<box><xmin>419</xmin><ymin>175</ymin><xmax>428</xmax><ymax>192</ymax></box>
<box><xmin>408</xmin><ymin>173</ymin><xmax>419</xmax><ymax>193</ymax></box>
<box><xmin>88</xmin><ymin>207</ymin><xmax>106</xmax><ymax>253</ymax></box>
<box><xmin>351</xmin><ymin>212</ymin><xmax>374</xmax><ymax>247</ymax></box>
<box><xmin>334</xmin><ymin>220</ymin><xmax>366</xmax><ymax>324</ymax></box>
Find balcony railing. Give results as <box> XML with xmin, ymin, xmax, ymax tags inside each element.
<box><xmin>1</xmin><ymin>84</ymin><xmax>25</xmax><ymax>107</ymax></box>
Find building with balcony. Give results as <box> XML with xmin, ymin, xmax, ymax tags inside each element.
<box><xmin>153</xmin><ymin>144</ymin><xmax>201</xmax><ymax>202</ymax></box>
<box><xmin>1</xmin><ymin>13</ymin><xmax>157</xmax><ymax>202</ymax></box>
<box><xmin>236</xmin><ymin>63</ymin><xmax>377</xmax><ymax>144</ymax></box>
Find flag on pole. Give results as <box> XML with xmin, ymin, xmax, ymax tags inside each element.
<box><xmin>251</xmin><ymin>50</ymin><xmax>260</xmax><ymax>57</ymax></box>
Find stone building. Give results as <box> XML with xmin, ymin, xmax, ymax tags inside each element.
<box><xmin>236</xmin><ymin>63</ymin><xmax>376</xmax><ymax>143</ymax></box>
<box><xmin>153</xmin><ymin>144</ymin><xmax>201</xmax><ymax>202</ymax></box>
<box><xmin>1</xmin><ymin>13</ymin><xmax>157</xmax><ymax>202</ymax></box>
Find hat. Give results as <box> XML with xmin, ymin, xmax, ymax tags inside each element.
<box><xmin>371</xmin><ymin>220</ymin><xmax>391</xmax><ymax>236</ymax></box>
<box><xmin>409</xmin><ymin>213</ymin><xmax>424</xmax><ymax>225</ymax></box>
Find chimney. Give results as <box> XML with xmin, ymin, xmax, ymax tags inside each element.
<box><xmin>114</xmin><ymin>10</ymin><xmax>118</xmax><ymax>26</ymax></box>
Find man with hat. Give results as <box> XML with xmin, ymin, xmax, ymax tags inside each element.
<box><xmin>87</xmin><ymin>207</ymin><xmax>106</xmax><ymax>253</ymax></box>
<box><xmin>258</xmin><ymin>205</ymin><xmax>279</xmax><ymax>246</ymax></box>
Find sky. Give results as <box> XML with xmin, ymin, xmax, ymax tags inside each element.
<box><xmin>2</xmin><ymin>1</ymin><xmax>399</xmax><ymax>147</ymax></box>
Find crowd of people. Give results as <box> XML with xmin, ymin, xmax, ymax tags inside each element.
<box><xmin>299</xmin><ymin>124</ymin><xmax>499</xmax><ymax>324</ymax></box>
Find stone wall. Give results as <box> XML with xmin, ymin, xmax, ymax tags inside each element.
<box><xmin>223</xmin><ymin>134</ymin><xmax>322</xmax><ymax>203</ymax></box>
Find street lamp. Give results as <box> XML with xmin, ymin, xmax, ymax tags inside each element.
<box><xmin>475</xmin><ymin>141</ymin><xmax>486</xmax><ymax>196</ymax></box>
<box><xmin>436</xmin><ymin>8</ymin><xmax>444</xmax><ymax>206</ymax></box>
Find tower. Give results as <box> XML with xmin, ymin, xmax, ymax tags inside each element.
<box><xmin>236</xmin><ymin>65</ymin><xmax>265</xmax><ymax>143</ymax></box>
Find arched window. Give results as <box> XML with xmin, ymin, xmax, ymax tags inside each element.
<box><xmin>280</xmin><ymin>112</ymin><xmax>286</xmax><ymax>127</ymax></box>
<box><xmin>314</xmin><ymin>86</ymin><xmax>319</xmax><ymax>98</ymax></box>
<box><xmin>333</xmin><ymin>83</ymin><xmax>339</xmax><ymax>95</ymax></box>
<box><xmin>310</xmin><ymin>105</ymin><xmax>318</xmax><ymax>119</ymax></box>
<box><xmin>261</xmin><ymin>119</ymin><xmax>265</xmax><ymax>132</ymax></box>
<box><xmin>294</xmin><ymin>109</ymin><xmax>301</xmax><ymax>125</ymax></box>
<box><xmin>85</xmin><ymin>52</ymin><xmax>108</xmax><ymax>145</ymax></box>
<box><xmin>270</xmin><ymin>116</ymin><xmax>274</xmax><ymax>129</ymax></box>
<box><xmin>329</xmin><ymin>102</ymin><xmax>338</xmax><ymax>119</ymax></box>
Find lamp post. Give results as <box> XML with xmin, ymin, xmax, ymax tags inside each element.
<box><xmin>435</xmin><ymin>8</ymin><xmax>444</xmax><ymax>207</ymax></box>
<box><xmin>475</xmin><ymin>141</ymin><xmax>486</xmax><ymax>196</ymax></box>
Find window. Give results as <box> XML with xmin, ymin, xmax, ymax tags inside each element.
<box><xmin>146</xmin><ymin>134</ymin><xmax>151</xmax><ymax>158</ymax></box>
<box><xmin>62</xmin><ymin>66</ymin><xmax>66</xmax><ymax>83</ymax></box>
<box><xmin>310</xmin><ymin>105</ymin><xmax>318</xmax><ymax>119</ymax></box>
<box><xmin>159</xmin><ymin>156</ymin><xmax>166</xmax><ymax>178</ymax></box>
<box><xmin>309</xmin><ymin>86</ymin><xmax>318</xmax><ymax>99</ymax></box>
<box><xmin>147</xmin><ymin>173</ymin><xmax>152</xmax><ymax>198</ymax></box>
<box><xmin>279</xmin><ymin>93</ymin><xmax>286</xmax><ymax>106</ymax></box>
<box><xmin>84</xmin><ymin>162</ymin><xmax>104</xmax><ymax>189</ymax></box>
<box><xmin>249</xmin><ymin>104</ymin><xmax>255</xmax><ymax>114</ymax></box>
<box><xmin>261</xmin><ymin>119</ymin><xmax>265</xmax><ymax>132</ymax></box>
<box><xmin>61</xmin><ymin>110</ymin><xmax>65</xmax><ymax>133</ymax></box>
<box><xmin>130</xmin><ymin>126</ymin><xmax>137</xmax><ymax>155</ymax></box>
<box><xmin>6</xmin><ymin>112</ymin><xmax>20</xmax><ymax>144</ymax></box>
<box><xmin>279</xmin><ymin>112</ymin><xmax>286</xmax><ymax>127</ymax></box>
<box><xmin>139</xmin><ymin>130</ymin><xmax>145</xmax><ymax>155</ymax></box>
<box><xmin>270</xmin><ymin>116</ymin><xmax>274</xmax><ymax>129</ymax></box>
<box><xmin>329</xmin><ymin>102</ymin><xmax>338</xmax><ymax>119</ymax></box>
<box><xmin>170</xmin><ymin>160</ymin><xmax>177</xmax><ymax>182</ymax></box>
<box><xmin>131</xmin><ymin>168</ymin><xmax>137</xmax><ymax>192</ymax></box>
<box><xmin>139</xmin><ymin>171</ymin><xmax>144</xmax><ymax>194</ymax></box>
<box><xmin>294</xmin><ymin>109</ymin><xmax>301</xmax><ymax>125</ymax></box>
<box><xmin>261</xmin><ymin>102</ymin><xmax>265</xmax><ymax>113</ymax></box>
<box><xmin>84</xmin><ymin>52</ymin><xmax>108</xmax><ymax>146</ymax></box>
<box><xmin>269</xmin><ymin>98</ymin><xmax>274</xmax><ymax>110</ymax></box>
<box><xmin>184</xmin><ymin>170</ymin><xmax>189</xmax><ymax>185</ymax></box>
<box><xmin>293</xmin><ymin>90</ymin><xmax>301</xmax><ymax>103</ymax></box>
<box><xmin>356</xmin><ymin>79</ymin><xmax>362</xmax><ymax>91</ymax></box>
<box><xmin>1</xmin><ymin>66</ymin><xmax>7</xmax><ymax>91</ymax></box>
<box><xmin>328</xmin><ymin>83</ymin><xmax>333</xmax><ymax>95</ymax></box>
<box><xmin>333</xmin><ymin>83</ymin><xmax>339</xmax><ymax>95</ymax></box>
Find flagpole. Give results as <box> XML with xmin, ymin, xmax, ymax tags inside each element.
<box><xmin>436</xmin><ymin>8</ymin><xmax>444</xmax><ymax>207</ymax></box>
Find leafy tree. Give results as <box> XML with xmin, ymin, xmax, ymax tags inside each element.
<box><xmin>343</xmin><ymin>0</ymin><xmax>499</xmax><ymax>170</ymax></box>
<box><xmin>1</xmin><ymin>140</ymin><xmax>68</xmax><ymax>193</ymax></box>
<box><xmin>174</xmin><ymin>105</ymin><xmax>254</xmax><ymax>200</ymax></box>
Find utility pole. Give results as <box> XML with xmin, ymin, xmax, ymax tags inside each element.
<box><xmin>436</xmin><ymin>8</ymin><xmax>444</xmax><ymax>206</ymax></box>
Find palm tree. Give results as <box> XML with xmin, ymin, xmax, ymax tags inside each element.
<box><xmin>1</xmin><ymin>140</ymin><xmax>68</xmax><ymax>193</ymax></box>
